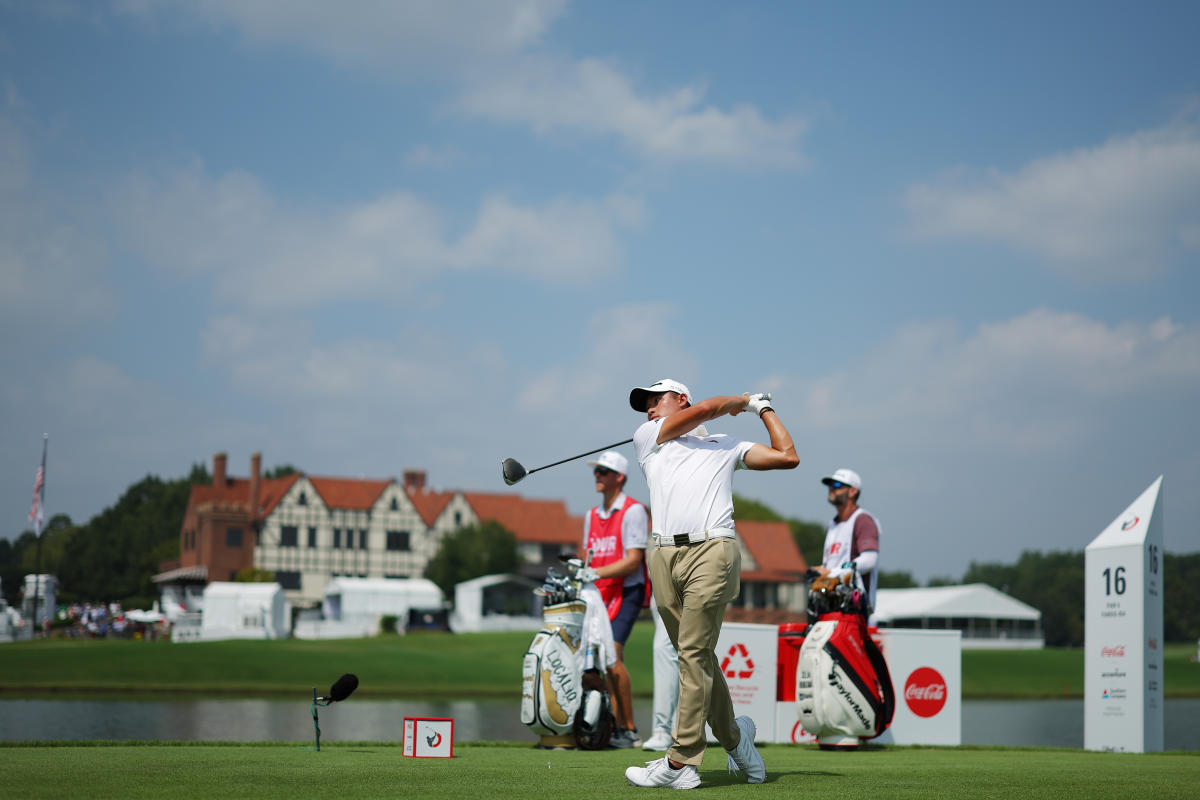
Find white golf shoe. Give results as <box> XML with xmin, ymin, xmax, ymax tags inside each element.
<box><xmin>725</xmin><ymin>715</ymin><xmax>766</xmax><ymax>784</ymax></box>
<box><xmin>625</xmin><ymin>757</ymin><xmax>700</xmax><ymax>789</ymax></box>
<box><xmin>609</xmin><ymin>728</ymin><xmax>642</xmax><ymax>749</ymax></box>
<box><xmin>641</xmin><ymin>729</ymin><xmax>673</xmax><ymax>751</ymax></box>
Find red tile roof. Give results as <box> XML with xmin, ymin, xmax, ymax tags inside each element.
<box><xmin>737</xmin><ymin>520</ymin><xmax>808</xmax><ymax>582</ymax></box>
<box><xmin>188</xmin><ymin>479</ymin><xmax>249</xmax><ymax>508</ymax></box>
<box><xmin>257</xmin><ymin>474</ymin><xmax>301</xmax><ymax>517</ymax></box>
<box><xmin>187</xmin><ymin>474</ymin><xmax>301</xmax><ymax>519</ymax></box>
<box><xmin>463</xmin><ymin>492</ymin><xmax>581</xmax><ymax>545</ymax></box>
<box><xmin>308</xmin><ymin>476</ymin><xmax>390</xmax><ymax>511</ymax></box>
<box><xmin>407</xmin><ymin>489</ymin><xmax>457</xmax><ymax>527</ymax></box>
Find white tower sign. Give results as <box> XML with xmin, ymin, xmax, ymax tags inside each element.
<box><xmin>1084</xmin><ymin>476</ymin><xmax>1164</xmax><ymax>752</ymax></box>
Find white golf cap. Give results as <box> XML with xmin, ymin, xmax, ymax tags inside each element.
<box><xmin>586</xmin><ymin>451</ymin><xmax>629</xmax><ymax>475</ymax></box>
<box><xmin>629</xmin><ymin>378</ymin><xmax>692</xmax><ymax>412</ymax></box>
<box><xmin>821</xmin><ymin>468</ymin><xmax>862</xmax><ymax>489</ymax></box>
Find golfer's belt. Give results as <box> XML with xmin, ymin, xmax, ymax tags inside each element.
<box><xmin>654</xmin><ymin>527</ymin><xmax>736</xmax><ymax>547</ymax></box>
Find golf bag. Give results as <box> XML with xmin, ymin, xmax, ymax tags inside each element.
<box><xmin>796</xmin><ymin>572</ymin><xmax>895</xmax><ymax>748</ymax></box>
<box><xmin>520</xmin><ymin>558</ymin><xmax>615</xmax><ymax>749</ymax></box>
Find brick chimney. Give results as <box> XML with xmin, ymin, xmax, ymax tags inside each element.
<box><xmin>213</xmin><ymin>452</ymin><xmax>227</xmax><ymax>488</ymax></box>
<box><xmin>249</xmin><ymin>452</ymin><xmax>261</xmax><ymax>517</ymax></box>
<box><xmin>403</xmin><ymin>469</ymin><xmax>426</xmax><ymax>493</ymax></box>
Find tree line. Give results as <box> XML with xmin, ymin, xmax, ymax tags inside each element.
<box><xmin>2</xmin><ymin>474</ymin><xmax>1195</xmax><ymax>648</ymax></box>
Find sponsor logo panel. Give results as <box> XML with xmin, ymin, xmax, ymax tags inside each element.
<box><xmin>904</xmin><ymin>667</ymin><xmax>947</xmax><ymax>718</ymax></box>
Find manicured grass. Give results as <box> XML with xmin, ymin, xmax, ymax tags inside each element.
<box><xmin>0</xmin><ymin>628</ymin><xmax>554</xmax><ymax>697</ymax></box>
<box><xmin>1</xmin><ymin>741</ymin><xmax>1196</xmax><ymax>799</ymax></box>
<box><xmin>1</xmin><ymin>624</ymin><xmax>1197</xmax><ymax>698</ymax></box>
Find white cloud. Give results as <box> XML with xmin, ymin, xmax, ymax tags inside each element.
<box><xmin>792</xmin><ymin>309</ymin><xmax>1200</xmax><ymax>452</ymax></box>
<box><xmin>759</xmin><ymin>309</ymin><xmax>1200</xmax><ymax>579</ymax></box>
<box><xmin>111</xmin><ymin>162</ymin><xmax>641</xmax><ymax>307</ymax></box>
<box><xmin>516</xmin><ymin>302</ymin><xmax>699</xmax><ymax>416</ymax></box>
<box><xmin>193</xmin><ymin>301</ymin><xmax>705</xmax><ymax>509</ymax></box>
<box><xmin>458</xmin><ymin>56</ymin><xmax>808</xmax><ymax>167</ymax></box>
<box><xmin>452</xmin><ymin>192</ymin><xmax>643</xmax><ymax>281</ymax></box>
<box><xmin>904</xmin><ymin>123</ymin><xmax>1200</xmax><ymax>282</ymax></box>
<box><xmin>110</xmin><ymin>2</ymin><xmax>807</xmax><ymax>169</ymax></box>
<box><xmin>403</xmin><ymin>144</ymin><xmax>465</xmax><ymax>169</ymax></box>
<box><xmin>0</xmin><ymin>109</ymin><xmax>118</xmax><ymax>328</ymax></box>
<box><xmin>113</xmin><ymin>0</ymin><xmax>566</xmax><ymax>76</ymax></box>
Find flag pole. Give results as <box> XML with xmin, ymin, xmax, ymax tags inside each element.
<box><xmin>29</xmin><ymin>434</ymin><xmax>47</xmax><ymax>638</ymax></box>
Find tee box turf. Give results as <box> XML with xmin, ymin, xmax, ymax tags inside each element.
<box><xmin>403</xmin><ymin>717</ymin><xmax>454</xmax><ymax>758</ymax></box>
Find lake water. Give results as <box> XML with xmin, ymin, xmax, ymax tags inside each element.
<box><xmin>1</xmin><ymin>697</ymin><xmax>1197</xmax><ymax>750</ymax></box>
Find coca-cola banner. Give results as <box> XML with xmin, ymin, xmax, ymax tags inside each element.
<box><xmin>904</xmin><ymin>667</ymin><xmax>948</xmax><ymax>718</ymax></box>
<box><xmin>872</xmin><ymin>630</ymin><xmax>961</xmax><ymax>745</ymax></box>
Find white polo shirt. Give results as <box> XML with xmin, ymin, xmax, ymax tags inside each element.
<box><xmin>633</xmin><ymin>418</ymin><xmax>753</xmax><ymax>537</ymax></box>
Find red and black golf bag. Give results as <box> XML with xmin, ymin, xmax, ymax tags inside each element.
<box><xmin>795</xmin><ymin>573</ymin><xmax>895</xmax><ymax>749</ymax></box>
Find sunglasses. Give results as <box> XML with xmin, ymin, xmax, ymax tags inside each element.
<box><xmin>827</xmin><ymin>481</ymin><xmax>847</xmax><ymax>489</ymax></box>
<box><xmin>594</xmin><ymin>467</ymin><xmax>615</xmax><ymax>477</ymax></box>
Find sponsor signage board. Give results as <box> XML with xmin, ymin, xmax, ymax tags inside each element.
<box><xmin>871</xmin><ymin>629</ymin><xmax>961</xmax><ymax>745</ymax></box>
<box><xmin>403</xmin><ymin>716</ymin><xmax>454</xmax><ymax>758</ymax></box>
<box><xmin>710</xmin><ymin>622</ymin><xmax>777</xmax><ymax>743</ymax></box>
<box><xmin>1084</xmin><ymin>476</ymin><xmax>1164</xmax><ymax>753</ymax></box>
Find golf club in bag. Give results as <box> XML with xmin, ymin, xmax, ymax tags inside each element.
<box><xmin>795</xmin><ymin>566</ymin><xmax>895</xmax><ymax>750</ymax></box>
<box><xmin>520</xmin><ymin>553</ymin><xmax>616</xmax><ymax>749</ymax></box>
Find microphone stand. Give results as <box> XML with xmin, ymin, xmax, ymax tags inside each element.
<box><xmin>311</xmin><ymin>688</ymin><xmax>330</xmax><ymax>751</ymax></box>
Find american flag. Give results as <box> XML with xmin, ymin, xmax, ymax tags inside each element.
<box><xmin>29</xmin><ymin>436</ymin><xmax>46</xmax><ymax>536</ymax></box>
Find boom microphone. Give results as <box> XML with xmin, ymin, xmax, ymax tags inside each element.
<box><xmin>323</xmin><ymin>673</ymin><xmax>359</xmax><ymax>702</ymax></box>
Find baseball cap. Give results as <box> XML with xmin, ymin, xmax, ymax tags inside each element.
<box><xmin>821</xmin><ymin>468</ymin><xmax>862</xmax><ymax>489</ymax></box>
<box><xmin>629</xmin><ymin>378</ymin><xmax>692</xmax><ymax>412</ymax></box>
<box><xmin>586</xmin><ymin>451</ymin><xmax>629</xmax><ymax>475</ymax></box>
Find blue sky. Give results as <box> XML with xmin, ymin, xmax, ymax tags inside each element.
<box><xmin>2</xmin><ymin>1</ymin><xmax>1197</xmax><ymax>581</ymax></box>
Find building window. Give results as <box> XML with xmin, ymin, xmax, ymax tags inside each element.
<box><xmin>298</xmin><ymin>491</ymin><xmax>307</xmax><ymax>506</ymax></box>
<box><xmin>390</xmin><ymin>497</ymin><xmax>399</xmax><ymax>511</ymax></box>
<box><xmin>454</xmin><ymin>511</ymin><xmax>462</xmax><ymax>525</ymax></box>
<box><xmin>333</xmin><ymin>528</ymin><xmax>341</xmax><ymax>549</ymax></box>
<box><xmin>386</xmin><ymin>531</ymin><xmax>411</xmax><ymax>551</ymax></box>
<box><xmin>307</xmin><ymin>527</ymin><xmax>317</xmax><ymax>548</ymax></box>
<box><xmin>280</xmin><ymin>526</ymin><xmax>298</xmax><ymax>547</ymax></box>
<box><xmin>226</xmin><ymin>527</ymin><xmax>243</xmax><ymax>547</ymax></box>
<box><xmin>359</xmin><ymin>529</ymin><xmax>369</xmax><ymax>550</ymax></box>
<box><xmin>275</xmin><ymin>571</ymin><xmax>301</xmax><ymax>590</ymax></box>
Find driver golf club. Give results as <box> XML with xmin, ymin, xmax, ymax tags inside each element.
<box><xmin>502</xmin><ymin>439</ymin><xmax>633</xmax><ymax>486</ymax></box>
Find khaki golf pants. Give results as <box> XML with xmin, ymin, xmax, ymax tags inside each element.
<box><xmin>646</xmin><ymin>536</ymin><xmax>742</xmax><ymax>765</ymax></box>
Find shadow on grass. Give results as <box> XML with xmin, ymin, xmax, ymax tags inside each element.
<box><xmin>705</xmin><ymin>769</ymin><xmax>845</xmax><ymax>786</ymax></box>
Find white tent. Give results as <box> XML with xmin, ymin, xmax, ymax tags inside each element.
<box><xmin>450</xmin><ymin>573</ymin><xmax>542</xmax><ymax>633</ymax></box>
<box><xmin>294</xmin><ymin>577</ymin><xmax>445</xmax><ymax>639</ymax></box>
<box><xmin>0</xmin><ymin>580</ymin><xmax>13</xmax><ymax>643</ymax></box>
<box><xmin>874</xmin><ymin>583</ymin><xmax>1043</xmax><ymax>649</ymax></box>
<box><xmin>199</xmin><ymin>582</ymin><xmax>290</xmax><ymax>641</ymax></box>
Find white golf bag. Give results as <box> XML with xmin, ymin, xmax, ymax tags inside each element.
<box><xmin>795</xmin><ymin>572</ymin><xmax>895</xmax><ymax>749</ymax></box>
<box><xmin>520</xmin><ymin>558</ymin><xmax>615</xmax><ymax>749</ymax></box>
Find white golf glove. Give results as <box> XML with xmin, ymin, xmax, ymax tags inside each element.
<box><xmin>576</xmin><ymin>566</ymin><xmax>600</xmax><ymax>584</ymax></box>
<box><xmin>746</xmin><ymin>392</ymin><xmax>773</xmax><ymax>416</ymax></box>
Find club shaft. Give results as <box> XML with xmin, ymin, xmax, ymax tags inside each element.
<box><xmin>526</xmin><ymin>439</ymin><xmax>634</xmax><ymax>476</ymax></box>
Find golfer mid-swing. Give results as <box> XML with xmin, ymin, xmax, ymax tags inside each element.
<box><xmin>624</xmin><ymin>379</ymin><xmax>798</xmax><ymax>789</ymax></box>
